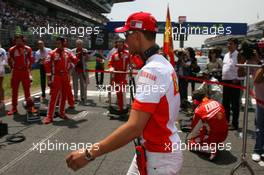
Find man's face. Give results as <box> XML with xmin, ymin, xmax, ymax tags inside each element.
<box><xmin>116</xmin><ymin>41</ymin><xmax>124</xmax><ymax>51</ymax></box>
<box><xmin>227</xmin><ymin>41</ymin><xmax>237</xmax><ymax>52</ymax></box>
<box><xmin>15</xmin><ymin>38</ymin><xmax>24</xmax><ymax>46</ymax></box>
<box><xmin>125</xmin><ymin>30</ymin><xmax>139</xmax><ymax>55</ymax></box>
<box><xmin>56</xmin><ymin>41</ymin><xmax>63</xmax><ymax>49</ymax></box>
<box><xmin>37</xmin><ymin>42</ymin><xmax>44</xmax><ymax>49</ymax></box>
<box><xmin>76</xmin><ymin>41</ymin><xmax>82</xmax><ymax>49</ymax></box>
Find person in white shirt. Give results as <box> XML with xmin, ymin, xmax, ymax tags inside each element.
<box><xmin>221</xmin><ymin>38</ymin><xmax>241</xmax><ymax>130</ymax></box>
<box><xmin>35</xmin><ymin>40</ymin><xmax>51</xmax><ymax>102</ymax></box>
<box><xmin>0</xmin><ymin>45</ymin><xmax>7</xmax><ymax>110</ymax></box>
<box><xmin>66</xmin><ymin>12</ymin><xmax>183</xmax><ymax>175</ymax></box>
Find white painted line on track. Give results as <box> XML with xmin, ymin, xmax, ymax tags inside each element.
<box><xmin>0</xmin><ymin>128</ymin><xmax>61</xmax><ymax>174</ymax></box>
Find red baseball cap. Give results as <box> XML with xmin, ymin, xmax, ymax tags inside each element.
<box><xmin>115</xmin><ymin>12</ymin><xmax>158</xmax><ymax>33</ymax></box>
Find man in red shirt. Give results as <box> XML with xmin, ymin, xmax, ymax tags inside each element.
<box><xmin>43</xmin><ymin>37</ymin><xmax>78</xmax><ymax>124</ymax></box>
<box><xmin>7</xmin><ymin>35</ymin><xmax>36</xmax><ymax>115</ymax></box>
<box><xmin>187</xmin><ymin>90</ymin><xmax>228</xmax><ymax>160</ymax></box>
<box><xmin>108</xmin><ymin>39</ymin><xmax>130</xmax><ymax>113</ymax></box>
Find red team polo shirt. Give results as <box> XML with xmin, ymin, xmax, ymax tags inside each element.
<box><xmin>8</xmin><ymin>45</ymin><xmax>33</xmax><ymax>70</ymax></box>
<box><xmin>132</xmin><ymin>54</ymin><xmax>181</xmax><ymax>153</ymax></box>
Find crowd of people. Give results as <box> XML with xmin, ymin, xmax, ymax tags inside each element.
<box><xmin>173</xmin><ymin>37</ymin><xmax>264</xmax><ymax>163</ymax></box>
<box><xmin>0</xmin><ymin>0</ymin><xmax>100</xmax><ymax>32</ymax></box>
<box><xmin>57</xmin><ymin>0</ymin><xmax>109</xmax><ymax>22</ymax></box>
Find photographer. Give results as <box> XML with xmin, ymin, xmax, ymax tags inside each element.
<box><xmin>238</xmin><ymin>40</ymin><xmax>264</xmax><ymax>162</ymax></box>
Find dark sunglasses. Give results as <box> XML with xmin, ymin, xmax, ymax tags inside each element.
<box><xmin>124</xmin><ymin>30</ymin><xmax>136</xmax><ymax>38</ymax></box>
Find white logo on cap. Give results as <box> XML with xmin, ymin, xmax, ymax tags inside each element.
<box><xmin>130</xmin><ymin>20</ymin><xmax>143</xmax><ymax>29</ymax></box>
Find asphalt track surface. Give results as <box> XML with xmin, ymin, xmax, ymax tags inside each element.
<box><xmin>0</xmin><ymin>72</ymin><xmax>264</xmax><ymax>175</ymax></box>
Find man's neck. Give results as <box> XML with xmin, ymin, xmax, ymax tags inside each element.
<box><xmin>141</xmin><ymin>42</ymin><xmax>155</xmax><ymax>54</ymax></box>
<box><xmin>142</xmin><ymin>43</ymin><xmax>158</xmax><ymax>59</ymax></box>
<box><xmin>229</xmin><ymin>49</ymin><xmax>236</xmax><ymax>54</ymax></box>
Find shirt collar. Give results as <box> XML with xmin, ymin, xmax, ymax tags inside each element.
<box><xmin>146</xmin><ymin>54</ymin><xmax>157</xmax><ymax>64</ymax></box>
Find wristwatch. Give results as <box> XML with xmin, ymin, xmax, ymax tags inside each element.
<box><xmin>85</xmin><ymin>149</ymin><xmax>95</xmax><ymax>161</ymax></box>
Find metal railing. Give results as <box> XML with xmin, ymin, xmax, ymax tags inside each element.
<box><xmin>230</xmin><ymin>63</ymin><xmax>263</xmax><ymax>175</ymax></box>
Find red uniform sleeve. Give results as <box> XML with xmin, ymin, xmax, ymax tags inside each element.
<box><xmin>44</xmin><ymin>52</ymin><xmax>53</xmax><ymax>76</ymax></box>
<box><xmin>69</xmin><ymin>51</ymin><xmax>78</xmax><ymax>65</ymax></box>
<box><xmin>108</xmin><ymin>53</ymin><xmax>114</xmax><ymax>68</ymax></box>
<box><xmin>28</xmin><ymin>47</ymin><xmax>34</xmax><ymax>68</ymax></box>
<box><xmin>8</xmin><ymin>47</ymin><xmax>14</xmax><ymax>68</ymax></box>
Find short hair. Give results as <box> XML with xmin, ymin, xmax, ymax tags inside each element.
<box><xmin>186</xmin><ymin>47</ymin><xmax>195</xmax><ymax>59</ymax></box>
<box><xmin>14</xmin><ymin>34</ymin><xmax>25</xmax><ymax>41</ymax></box>
<box><xmin>141</xmin><ymin>31</ymin><xmax>156</xmax><ymax>41</ymax></box>
<box><xmin>76</xmin><ymin>39</ymin><xmax>83</xmax><ymax>44</ymax></box>
<box><xmin>214</xmin><ymin>46</ymin><xmax>222</xmax><ymax>57</ymax></box>
<box><xmin>37</xmin><ymin>40</ymin><xmax>44</xmax><ymax>44</ymax></box>
<box><xmin>56</xmin><ymin>36</ymin><xmax>66</xmax><ymax>43</ymax></box>
<box><xmin>192</xmin><ymin>90</ymin><xmax>206</xmax><ymax>102</ymax></box>
<box><xmin>228</xmin><ymin>38</ymin><xmax>239</xmax><ymax>46</ymax></box>
<box><xmin>239</xmin><ymin>40</ymin><xmax>261</xmax><ymax>58</ymax></box>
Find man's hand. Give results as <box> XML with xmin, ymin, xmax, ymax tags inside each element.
<box><xmin>109</xmin><ymin>67</ymin><xmax>114</xmax><ymax>72</ymax></box>
<box><xmin>66</xmin><ymin>149</ymin><xmax>89</xmax><ymax>171</ymax></box>
<box><xmin>40</xmin><ymin>57</ymin><xmax>46</xmax><ymax>64</ymax></box>
<box><xmin>47</xmin><ymin>76</ymin><xmax>53</xmax><ymax>87</ymax></box>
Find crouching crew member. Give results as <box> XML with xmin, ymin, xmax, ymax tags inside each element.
<box><xmin>187</xmin><ymin>90</ymin><xmax>228</xmax><ymax>160</ymax></box>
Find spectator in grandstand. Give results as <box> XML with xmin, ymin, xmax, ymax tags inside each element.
<box><xmin>238</xmin><ymin>41</ymin><xmax>264</xmax><ymax>162</ymax></box>
<box><xmin>0</xmin><ymin>44</ymin><xmax>7</xmax><ymax>111</ymax></box>
<box><xmin>35</xmin><ymin>40</ymin><xmax>51</xmax><ymax>103</ymax></box>
<box><xmin>71</xmin><ymin>39</ymin><xmax>90</xmax><ymax>105</ymax></box>
<box><xmin>175</xmin><ymin>49</ymin><xmax>191</xmax><ymax>109</ymax></box>
<box><xmin>222</xmin><ymin>38</ymin><xmax>241</xmax><ymax>130</ymax></box>
<box><xmin>186</xmin><ymin>47</ymin><xmax>200</xmax><ymax>93</ymax></box>
<box><xmin>94</xmin><ymin>50</ymin><xmax>105</xmax><ymax>88</ymax></box>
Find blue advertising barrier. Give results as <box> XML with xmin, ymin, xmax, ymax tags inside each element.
<box><xmin>106</xmin><ymin>21</ymin><xmax>247</xmax><ymax>35</ymax></box>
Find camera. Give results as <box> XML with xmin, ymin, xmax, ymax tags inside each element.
<box><xmin>239</xmin><ymin>40</ymin><xmax>263</xmax><ymax>60</ymax></box>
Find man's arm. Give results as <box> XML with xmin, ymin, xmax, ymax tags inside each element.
<box><xmin>8</xmin><ymin>48</ymin><xmax>13</xmax><ymax>69</ymax></box>
<box><xmin>254</xmin><ymin>65</ymin><xmax>264</xmax><ymax>83</ymax></box>
<box><xmin>91</xmin><ymin>109</ymin><xmax>150</xmax><ymax>157</ymax></box>
<box><xmin>66</xmin><ymin>109</ymin><xmax>151</xmax><ymax>171</ymax></box>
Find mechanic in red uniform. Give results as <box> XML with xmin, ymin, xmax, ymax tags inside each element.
<box><xmin>187</xmin><ymin>90</ymin><xmax>228</xmax><ymax>160</ymax></box>
<box><xmin>7</xmin><ymin>35</ymin><xmax>36</xmax><ymax>115</ymax></box>
<box><xmin>130</xmin><ymin>54</ymin><xmax>144</xmax><ymax>70</ymax></box>
<box><xmin>108</xmin><ymin>40</ymin><xmax>130</xmax><ymax>112</ymax></box>
<box><xmin>64</xmin><ymin>38</ymin><xmax>76</xmax><ymax>112</ymax></box>
<box><xmin>43</xmin><ymin>37</ymin><xmax>78</xmax><ymax>124</ymax></box>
